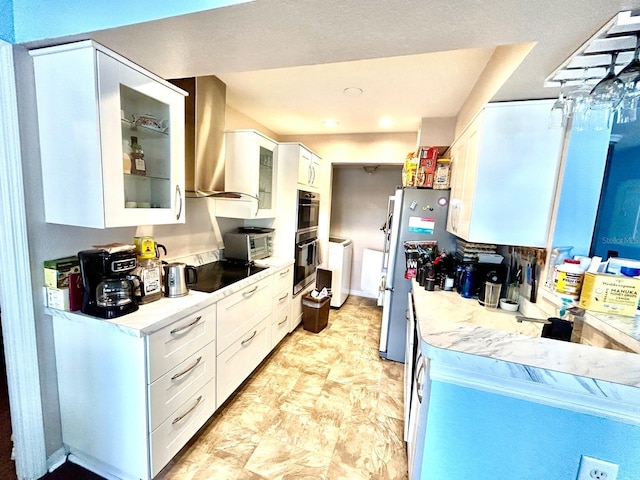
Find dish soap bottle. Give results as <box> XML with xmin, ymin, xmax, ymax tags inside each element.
<box><xmin>130</xmin><ymin>136</ymin><xmax>146</xmax><ymax>176</ymax></box>
<box><xmin>131</xmin><ymin>236</ymin><xmax>162</xmax><ymax>304</ymax></box>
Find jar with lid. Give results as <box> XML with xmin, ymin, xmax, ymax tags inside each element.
<box><xmin>553</xmin><ymin>259</ymin><xmax>584</xmax><ymax>300</ymax></box>
<box><xmin>131</xmin><ymin>236</ymin><xmax>162</xmax><ymax>304</ymax></box>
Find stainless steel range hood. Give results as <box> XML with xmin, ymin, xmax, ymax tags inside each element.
<box><xmin>169</xmin><ymin>76</ymin><xmax>226</xmax><ymax>197</ymax></box>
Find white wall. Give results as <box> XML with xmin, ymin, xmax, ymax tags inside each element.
<box><xmin>280</xmin><ymin>131</ymin><xmax>418</xmax><ymax>166</ymax></box>
<box><xmin>329</xmin><ymin>165</ymin><xmax>402</xmax><ymax>297</ymax></box>
<box><xmin>418</xmin><ymin>117</ymin><xmax>456</xmax><ymax>147</ymax></box>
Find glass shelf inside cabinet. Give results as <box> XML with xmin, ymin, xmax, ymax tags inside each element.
<box><xmin>120</xmin><ymin>85</ymin><xmax>172</xmax><ymax>210</ymax></box>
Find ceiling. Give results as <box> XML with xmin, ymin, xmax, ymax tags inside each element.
<box><xmin>33</xmin><ymin>0</ymin><xmax>640</xmax><ymax>136</ymax></box>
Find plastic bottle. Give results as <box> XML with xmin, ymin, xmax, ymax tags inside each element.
<box><xmin>460</xmin><ymin>264</ymin><xmax>476</xmax><ymax>299</ymax></box>
<box><xmin>553</xmin><ymin>259</ymin><xmax>584</xmax><ymax>300</ymax></box>
<box><xmin>545</xmin><ymin>246</ymin><xmax>573</xmax><ymax>288</ymax></box>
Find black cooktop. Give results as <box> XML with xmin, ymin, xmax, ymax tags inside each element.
<box><xmin>190</xmin><ymin>261</ymin><xmax>267</xmax><ymax>293</ymax></box>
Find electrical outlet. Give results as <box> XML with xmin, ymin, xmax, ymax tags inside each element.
<box><xmin>576</xmin><ymin>455</ymin><xmax>619</xmax><ymax>480</ymax></box>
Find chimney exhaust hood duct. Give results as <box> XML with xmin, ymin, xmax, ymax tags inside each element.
<box><xmin>169</xmin><ymin>76</ymin><xmax>227</xmax><ymax>197</ymax></box>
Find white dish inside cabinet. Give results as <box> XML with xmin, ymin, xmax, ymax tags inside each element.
<box><xmin>30</xmin><ymin>40</ymin><xmax>187</xmax><ymax>228</ymax></box>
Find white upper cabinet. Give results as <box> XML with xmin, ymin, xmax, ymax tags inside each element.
<box><xmin>217</xmin><ymin>130</ymin><xmax>277</xmax><ymax>219</ymax></box>
<box><xmin>446</xmin><ymin>100</ymin><xmax>564</xmax><ymax>247</ymax></box>
<box><xmin>297</xmin><ymin>147</ymin><xmax>321</xmax><ymax>190</ymax></box>
<box><xmin>30</xmin><ymin>41</ymin><xmax>187</xmax><ymax>228</ymax></box>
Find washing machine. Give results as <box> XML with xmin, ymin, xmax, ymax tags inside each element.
<box><xmin>328</xmin><ymin>237</ymin><xmax>353</xmax><ymax>308</ymax></box>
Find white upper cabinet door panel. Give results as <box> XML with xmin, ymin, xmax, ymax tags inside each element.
<box><xmin>30</xmin><ymin>40</ymin><xmax>187</xmax><ymax>228</ymax></box>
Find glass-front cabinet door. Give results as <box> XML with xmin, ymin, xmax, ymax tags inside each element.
<box><xmin>258</xmin><ymin>145</ymin><xmax>274</xmax><ymax>211</ymax></box>
<box><xmin>220</xmin><ymin>130</ymin><xmax>277</xmax><ymax>219</ymax></box>
<box><xmin>98</xmin><ymin>50</ymin><xmax>186</xmax><ymax>227</ymax></box>
<box><xmin>30</xmin><ymin>40</ymin><xmax>186</xmax><ymax>228</ymax></box>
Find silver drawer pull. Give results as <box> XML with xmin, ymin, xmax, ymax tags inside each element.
<box><xmin>172</xmin><ymin>395</ymin><xmax>203</xmax><ymax>425</ymax></box>
<box><xmin>241</xmin><ymin>330</ymin><xmax>257</xmax><ymax>345</ymax></box>
<box><xmin>242</xmin><ymin>286</ymin><xmax>259</xmax><ymax>297</ymax></box>
<box><xmin>170</xmin><ymin>316</ymin><xmax>202</xmax><ymax>335</ymax></box>
<box><xmin>278</xmin><ymin>316</ymin><xmax>288</xmax><ymax>327</ymax></box>
<box><xmin>171</xmin><ymin>356</ymin><xmax>203</xmax><ymax>381</ymax></box>
<box><xmin>278</xmin><ymin>293</ymin><xmax>289</xmax><ymax>302</ymax></box>
<box><xmin>279</xmin><ymin>269</ymin><xmax>290</xmax><ymax>276</ymax></box>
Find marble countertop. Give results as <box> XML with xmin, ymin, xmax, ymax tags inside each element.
<box><xmin>584</xmin><ymin>311</ymin><xmax>640</xmax><ymax>351</ymax></box>
<box><xmin>411</xmin><ymin>281</ymin><xmax>640</xmax><ymax>389</ymax></box>
<box><xmin>46</xmin><ymin>256</ymin><xmax>294</xmax><ymax>337</ymax></box>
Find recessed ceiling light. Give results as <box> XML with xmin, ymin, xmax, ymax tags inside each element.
<box><xmin>379</xmin><ymin>117</ymin><xmax>393</xmax><ymax>127</ymax></box>
<box><xmin>343</xmin><ymin>87</ymin><xmax>363</xmax><ymax>97</ymax></box>
<box><xmin>323</xmin><ymin>120</ymin><xmax>339</xmax><ymax>128</ymax></box>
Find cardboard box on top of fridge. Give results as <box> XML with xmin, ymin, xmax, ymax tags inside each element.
<box><xmin>417</xmin><ymin>146</ymin><xmax>438</xmax><ymax>174</ymax></box>
<box><xmin>578</xmin><ymin>271</ymin><xmax>640</xmax><ymax>317</ymax></box>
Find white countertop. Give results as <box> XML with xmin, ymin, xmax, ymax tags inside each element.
<box><xmin>46</xmin><ymin>257</ymin><xmax>294</xmax><ymax>337</ymax></box>
<box><xmin>411</xmin><ymin>280</ymin><xmax>640</xmax><ymax>389</ymax></box>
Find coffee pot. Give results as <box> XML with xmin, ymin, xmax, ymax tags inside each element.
<box><xmin>163</xmin><ymin>262</ymin><xmax>198</xmax><ymax>297</ymax></box>
<box><xmin>78</xmin><ymin>249</ymin><xmax>139</xmax><ymax>319</ymax></box>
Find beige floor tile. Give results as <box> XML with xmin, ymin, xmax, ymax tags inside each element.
<box><xmin>158</xmin><ymin>296</ymin><xmax>407</xmax><ymax>479</ymax></box>
<box><xmin>244</xmin><ymin>436</ymin><xmax>332</xmax><ymax>479</ymax></box>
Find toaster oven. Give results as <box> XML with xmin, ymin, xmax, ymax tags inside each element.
<box><xmin>223</xmin><ymin>231</ymin><xmax>273</xmax><ymax>262</ymax></box>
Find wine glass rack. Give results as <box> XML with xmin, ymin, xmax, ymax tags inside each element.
<box><xmin>545</xmin><ymin>10</ymin><xmax>640</xmax><ymax>89</ymax></box>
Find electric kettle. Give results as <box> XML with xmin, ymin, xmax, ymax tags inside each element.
<box><xmin>163</xmin><ymin>262</ymin><xmax>198</xmax><ymax>297</ymax></box>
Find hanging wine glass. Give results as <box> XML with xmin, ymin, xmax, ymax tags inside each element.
<box><xmin>616</xmin><ymin>34</ymin><xmax>640</xmax><ymax>124</ymax></box>
<box><xmin>589</xmin><ymin>52</ymin><xmax>623</xmax><ymax>130</ymax></box>
<box><xmin>566</xmin><ymin>68</ymin><xmax>592</xmax><ymax>131</ymax></box>
<box><xmin>549</xmin><ymin>80</ymin><xmax>567</xmax><ymax>129</ymax></box>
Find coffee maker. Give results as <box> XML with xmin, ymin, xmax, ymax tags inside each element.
<box><xmin>78</xmin><ymin>249</ymin><xmax>139</xmax><ymax>319</ymax></box>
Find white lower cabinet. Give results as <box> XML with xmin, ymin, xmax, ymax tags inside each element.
<box><xmin>148</xmin><ymin>342</ymin><xmax>216</xmax><ymax>432</ymax></box>
<box><xmin>216</xmin><ymin>318</ymin><xmax>270</xmax><ymax>407</ymax></box>
<box><xmin>216</xmin><ymin>275</ymin><xmax>273</xmax><ymax>407</ymax></box>
<box><xmin>147</xmin><ymin>307</ymin><xmax>216</xmax><ymax>382</ymax></box>
<box><xmin>51</xmin><ymin>262</ymin><xmax>294</xmax><ymax>479</ymax></box>
<box><xmin>52</xmin><ymin>302</ymin><xmax>217</xmax><ymax>480</ymax></box>
<box><xmin>150</xmin><ymin>378</ymin><xmax>216</xmax><ymax>476</ymax></box>
<box><xmin>216</xmin><ymin>276</ymin><xmax>272</xmax><ymax>352</ymax></box>
<box><xmin>271</xmin><ymin>265</ymin><xmax>293</xmax><ymax>347</ymax></box>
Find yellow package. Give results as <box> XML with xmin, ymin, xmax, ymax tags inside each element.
<box><xmin>578</xmin><ymin>272</ymin><xmax>640</xmax><ymax>317</ymax></box>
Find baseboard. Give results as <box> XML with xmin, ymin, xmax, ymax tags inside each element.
<box><xmin>349</xmin><ymin>289</ymin><xmax>378</xmax><ymax>299</ymax></box>
<box><xmin>46</xmin><ymin>447</ymin><xmax>67</xmax><ymax>472</ymax></box>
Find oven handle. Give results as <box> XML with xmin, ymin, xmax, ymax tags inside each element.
<box><xmin>296</xmin><ymin>237</ymin><xmax>318</xmax><ymax>248</ymax></box>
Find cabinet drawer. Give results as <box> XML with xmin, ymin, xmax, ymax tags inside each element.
<box><xmin>271</xmin><ymin>302</ymin><xmax>291</xmax><ymax>349</ymax></box>
<box><xmin>147</xmin><ymin>303</ymin><xmax>216</xmax><ymax>383</ymax></box>
<box><xmin>217</xmin><ymin>277</ymin><xmax>271</xmax><ymax>353</ymax></box>
<box><xmin>216</xmin><ymin>319</ymin><xmax>270</xmax><ymax>408</ymax></box>
<box><xmin>273</xmin><ymin>288</ymin><xmax>291</xmax><ymax>312</ymax></box>
<box><xmin>273</xmin><ymin>265</ymin><xmax>293</xmax><ymax>295</ymax></box>
<box><xmin>150</xmin><ymin>379</ymin><xmax>216</xmax><ymax>477</ymax></box>
<box><xmin>148</xmin><ymin>341</ymin><xmax>216</xmax><ymax>431</ymax></box>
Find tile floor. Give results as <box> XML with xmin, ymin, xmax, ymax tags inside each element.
<box><xmin>156</xmin><ymin>295</ymin><xmax>408</xmax><ymax>480</ymax></box>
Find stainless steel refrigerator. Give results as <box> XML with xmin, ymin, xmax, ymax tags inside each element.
<box><xmin>379</xmin><ymin>188</ymin><xmax>456</xmax><ymax>362</ymax></box>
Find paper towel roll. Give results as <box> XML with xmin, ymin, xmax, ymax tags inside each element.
<box><xmin>361</xmin><ymin>248</ymin><xmax>383</xmax><ymax>297</ymax></box>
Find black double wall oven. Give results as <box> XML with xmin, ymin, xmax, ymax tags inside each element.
<box><xmin>294</xmin><ymin>190</ymin><xmax>320</xmax><ymax>295</ymax></box>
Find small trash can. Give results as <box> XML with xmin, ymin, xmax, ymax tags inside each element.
<box><xmin>302</xmin><ymin>294</ymin><xmax>330</xmax><ymax>333</ymax></box>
